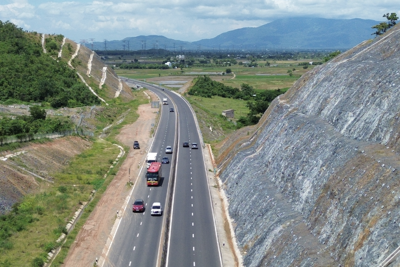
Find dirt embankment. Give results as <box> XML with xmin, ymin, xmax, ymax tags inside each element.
<box><xmin>0</xmin><ymin>137</ymin><xmax>92</xmax><ymax>214</ymax></box>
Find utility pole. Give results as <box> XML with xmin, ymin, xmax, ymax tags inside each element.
<box><xmin>89</xmin><ymin>38</ymin><xmax>94</xmax><ymax>50</ymax></box>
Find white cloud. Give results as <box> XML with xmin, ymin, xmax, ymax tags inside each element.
<box><xmin>1</xmin><ymin>0</ymin><xmax>399</xmax><ymax>42</ymax></box>
<box><xmin>9</xmin><ymin>18</ymin><xmax>31</xmax><ymax>29</ymax></box>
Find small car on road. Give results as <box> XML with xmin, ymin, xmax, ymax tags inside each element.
<box><xmin>183</xmin><ymin>142</ymin><xmax>189</xmax><ymax>147</ymax></box>
<box><xmin>133</xmin><ymin>141</ymin><xmax>140</xmax><ymax>149</ymax></box>
<box><xmin>165</xmin><ymin>146</ymin><xmax>173</xmax><ymax>154</ymax></box>
<box><xmin>162</xmin><ymin>157</ymin><xmax>169</xmax><ymax>164</ymax></box>
<box><xmin>191</xmin><ymin>143</ymin><xmax>198</xmax><ymax>149</ymax></box>
<box><xmin>170</xmin><ymin>108</ymin><xmax>174</xmax><ymax>112</ymax></box>
<box><xmin>151</xmin><ymin>202</ymin><xmax>162</xmax><ymax>216</ymax></box>
<box><xmin>132</xmin><ymin>199</ymin><xmax>145</xmax><ymax>212</ymax></box>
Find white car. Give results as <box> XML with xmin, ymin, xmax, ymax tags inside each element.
<box><xmin>151</xmin><ymin>202</ymin><xmax>163</xmax><ymax>216</ymax></box>
<box><xmin>165</xmin><ymin>146</ymin><xmax>173</xmax><ymax>154</ymax></box>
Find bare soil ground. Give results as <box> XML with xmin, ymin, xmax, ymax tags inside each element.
<box><xmin>61</xmin><ymin>91</ymin><xmax>158</xmax><ymax>266</ymax></box>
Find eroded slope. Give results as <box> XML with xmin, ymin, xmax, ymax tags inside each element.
<box><xmin>219</xmin><ymin>25</ymin><xmax>400</xmax><ymax>266</ymax></box>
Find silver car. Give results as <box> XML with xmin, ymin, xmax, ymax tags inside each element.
<box><xmin>165</xmin><ymin>146</ymin><xmax>173</xmax><ymax>154</ymax></box>
<box><xmin>151</xmin><ymin>202</ymin><xmax>163</xmax><ymax>216</ymax></box>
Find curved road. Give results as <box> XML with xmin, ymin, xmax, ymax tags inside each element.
<box><xmin>103</xmin><ymin>79</ymin><xmax>221</xmax><ymax>267</ymax></box>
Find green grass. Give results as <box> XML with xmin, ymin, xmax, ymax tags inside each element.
<box><xmin>187</xmin><ymin>95</ymin><xmax>249</xmax><ymax>120</ymax></box>
<box><xmin>0</xmin><ymin>138</ymin><xmax>121</xmax><ymax>267</ymax></box>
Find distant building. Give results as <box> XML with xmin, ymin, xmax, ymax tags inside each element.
<box><xmin>165</xmin><ymin>62</ymin><xmax>172</xmax><ymax>67</ymax></box>
<box><xmin>222</xmin><ymin>109</ymin><xmax>234</xmax><ymax>118</ymax></box>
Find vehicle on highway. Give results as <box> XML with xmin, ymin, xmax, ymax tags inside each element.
<box><xmin>165</xmin><ymin>146</ymin><xmax>173</xmax><ymax>154</ymax></box>
<box><xmin>161</xmin><ymin>157</ymin><xmax>169</xmax><ymax>164</ymax></box>
<box><xmin>163</xmin><ymin>98</ymin><xmax>168</xmax><ymax>105</ymax></box>
<box><xmin>183</xmin><ymin>141</ymin><xmax>189</xmax><ymax>147</ymax></box>
<box><xmin>170</xmin><ymin>108</ymin><xmax>174</xmax><ymax>112</ymax></box>
<box><xmin>191</xmin><ymin>143</ymin><xmax>198</xmax><ymax>149</ymax></box>
<box><xmin>151</xmin><ymin>202</ymin><xmax>163</xmax><ymax>216</ymax></box>
<box><xmin>146</xmin><ymin>162</ymin><xmax>162</xmax><ymax>186</ymax></box>
<box><xmin>133</xmin><ymin>141</ymin><xmax>140</xmax><ymax>149</ymax></box>
<box><xmin>132</xmin><ymin>199</ymin><xmax>145</xmax><ymax>212</ymax></box>
<box><xmin>146</xmin><ymin>152</ymin><xmax>157</xmax><ymax>168</ymax></box>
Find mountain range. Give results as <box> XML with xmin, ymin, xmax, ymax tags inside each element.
<box><xmin>89</xmin><ymin>17</ymin><xmax>380</xmax><ymax>51</ymax></box>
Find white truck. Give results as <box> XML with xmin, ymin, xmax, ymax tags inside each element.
<box><xmin>162</xmin><ymin>98</ymin><xmax>168</xmax><ymax>105</ymax></box>
<box><xmin>146</xmin><ymin>152</ymin><xmax>157</xmax><ymax>168</ymax></box>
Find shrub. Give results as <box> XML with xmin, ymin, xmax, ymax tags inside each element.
<box><xmin>31</xmin><ymin>257</ymin><xmax>44</xmax><ymax>267</ymax></box>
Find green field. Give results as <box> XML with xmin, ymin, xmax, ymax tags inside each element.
<box><xmin>115</xmin><ymin>58</ymin><xmax>317</xmax><ymax>91</ymax></box>
<box><xmin>187</xmin><ymin>95</ymin><xmax>250</xmax><ymax>120</ymax></box>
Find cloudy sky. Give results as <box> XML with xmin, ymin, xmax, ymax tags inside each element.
<box><xmin>1</xmin><ymin>0</ymin><xmax>399</xmax><ymax>43</ymax></box>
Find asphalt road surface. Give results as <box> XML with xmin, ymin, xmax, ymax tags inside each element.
<box><xmin>104</xmin><ymin>80</ymin><xmax>221</xmax><ymax>267</ymax></box>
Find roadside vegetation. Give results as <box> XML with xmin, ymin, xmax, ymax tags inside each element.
<box><xmin>0</xmin><ymin>90</ymin><xmax>148</xmax><ymax>266</ymax></box>
<box><xmin>188</xmin><ymin>76</ymin><xmax>286</xmax><ymax>127</ymax></box>
<box><xmin>0</xmin><ymin>106</ymin><xmax>73</xmax><ymax>143</ymax></box>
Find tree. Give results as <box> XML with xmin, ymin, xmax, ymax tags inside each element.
<box><xmin>372</xmin><ymin>13</ymin><xmax>398</xmax><ymax>36</ymax></box>
<box><xmin>372</xmin><ymin>22</ymin><xmax>389</xmax><ymax>36</ymax></box>
<box><xmin>29</xmin><ymin>106</ymin><xmax>46</xmax><ymax>120</ymax></box>
<box><xmin>384</xmin><ymin>13</ymin><xmax>399</xmax><ymax>27</ymax></box>
<box><xmin>226</xmin><ymin>68</ymin><xmax>232</xmax><ymax>74</ymax></box>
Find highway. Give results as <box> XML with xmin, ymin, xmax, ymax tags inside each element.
<box><xmin>104</xmin><ymin>79</ymin><xmax>221</xmax><ymax>267</ymax></box>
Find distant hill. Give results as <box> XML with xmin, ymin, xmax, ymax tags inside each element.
<box><xmin>194</xmin><ymin>17</ymin><xmax>380</xmax><ymax>50</ymax></box>
<box><xmin>90</xmin><ymin>17</ymin><xmax>380</xmax><ymax>51</ymax></box>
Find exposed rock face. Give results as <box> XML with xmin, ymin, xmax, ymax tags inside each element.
<box><xmin>220</xmin><ymin>25</ymin><xmax>400</xmax><ymax>266</ymax></box>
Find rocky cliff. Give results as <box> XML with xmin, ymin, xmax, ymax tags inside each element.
<box><xmin>219</xmin><ymin>25</ymin><xmax>400</xmax><ymax>266</ymax></box>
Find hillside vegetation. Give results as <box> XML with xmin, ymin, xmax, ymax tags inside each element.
<box><xmin>0</xmin><ymin>21</ymin><xmax>100</xmax><ymax>108</ymax></box>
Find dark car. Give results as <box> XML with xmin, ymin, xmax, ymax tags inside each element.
<box><xmin>162</xmin><ymin>157</ymin><xmax>169</xmax><ymax>164</ymax></box>
<box><xmin>191</xmin><ymin>143</ymin><xmax>198</xmax><ymax>149</ymax></box>
<box><xmin>132</xmin><ymin>199</ymin><xmax>145</xmax><ymax>212</ymax></box>
<box><xmin>183</xmin><ymin>142</ymin><xmax>189</xmax><ymax>147</ymax></box>
<box><xmin>133</xmin><ymin>141</ymin><xmax>140</xmax><ymax>149</ymax></box>
<box><xmin>170</xmin><ymin>108</ymin><xmax>174</xmax><ymax>112</ymax></box>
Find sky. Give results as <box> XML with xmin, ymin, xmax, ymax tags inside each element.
<box><xmin>1</xmin><ymin>0</ymin><xmax>399</xmax><ymax>43</ymax></box>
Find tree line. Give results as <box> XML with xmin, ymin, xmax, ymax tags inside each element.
<box><xmin>0</xmin><ymin>20</ymin><xmax>100</xmax><ymax>108</ymax></box>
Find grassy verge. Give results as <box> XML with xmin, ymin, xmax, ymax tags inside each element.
<box><xmin>185</xmin><ymin>94</ymin><xmax>243</xmax><ymax>145</ymax></box>
<box><xmin>0</xmin><ymin>91</ymin><xmax>148</xmax><ymax>266</ymax></box>
<box><xmin>0</xmin><ymin>138</ymin><xmax>121</xmax><ymax>267</ymax></box>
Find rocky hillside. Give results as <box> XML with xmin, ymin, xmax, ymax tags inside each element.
<box><xmin>219</xmin><ymin>25</ymin><xmax>400</xmax><ymax>266</ymax></box>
